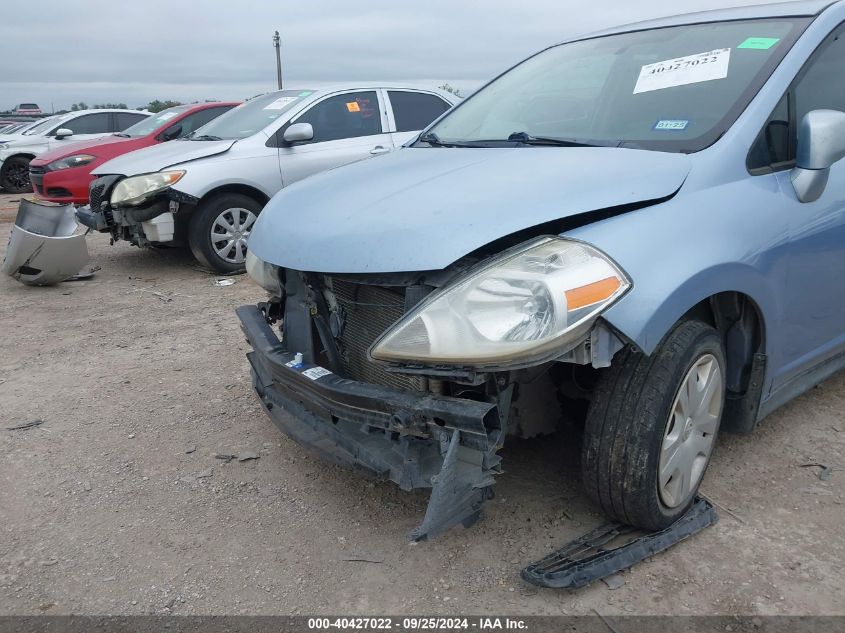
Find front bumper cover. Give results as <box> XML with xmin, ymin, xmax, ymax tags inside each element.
<box><xmin>236</xmin><ymin>304</ymin><xmax>505</xmax><ymax>540</ymax></box>
<box><xmin>2</xmin><ymin>198</ymin><xmax>91</xmax><ymax>286</ymax></box>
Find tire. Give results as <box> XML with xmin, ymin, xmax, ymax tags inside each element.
<box><xmin>1</xmin><ymin>155</ymin><xmax>33</xmax><ymax>194</ymax></box>
<box><xmin>582</xmin><ymin>320</ymin><xmax>726</xmax><ymax>530</ymax></box>
<box><xmin>188</xmin><ymin>193</ymin><xmax>263</xmax><ymax>274</ymax></box>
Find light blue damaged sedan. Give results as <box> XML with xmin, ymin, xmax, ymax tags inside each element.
<box><xmin>239</xmin><ymin>0</ymin><xmax>845</xmax><ymax>540</ymax></box>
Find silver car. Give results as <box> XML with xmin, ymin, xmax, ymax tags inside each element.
<box><xmin>81</xmin><ymin>85</ymin><xmax>457</xmax><ymax>273</ymax></box>
<box><xmin>0</xmin><ymin>109</ymin><xmax>149</xmax><ymax>193</ymax></box>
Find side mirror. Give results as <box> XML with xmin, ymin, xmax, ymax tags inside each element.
<box><xmin>283</xmin><ymin>122</ymin><xmax>314</xmax><ymax>144</ymax></box>
<box><xmin>159</xmin><ymin>124</ymin><xmax>183</xmax><ymax>141</ymax></box>
<box><xmin>791</xmin><ymin>109</ymin><xmax>845</xmax><ymax>203</ymax></box>
<box><xmin>54</xmin><ymin>128</ymin><xmax>74</xmax><ymax>140</ymax></box>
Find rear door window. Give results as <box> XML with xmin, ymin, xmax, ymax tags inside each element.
<box><xmin>178</xmin><ymin>106</ymin><xmax>236</xmax><ymax>136</ymax></box>
<box><xmin>388</xmin><ymin>91</ymin><xmax>451</xmax><ymax>132</ymax></box>
<box><xmin>114</xmin><ymin>112</ymin><xmax>148</xmax><ymax>131</ymax></box>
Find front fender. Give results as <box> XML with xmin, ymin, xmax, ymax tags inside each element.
<box><xmin>563</xmin><ymin>171</ymin><xmax>789</xmax><ymax>363</ymax></box>
<box><xmin>172</xmin><ymin>169</ymin><xmax>277</xmax><ymax>203</ymax></box>
<box><xmin>600</xmin><ymin>262</ymin><xmax>775</xmax><ymax>355</ymax></box>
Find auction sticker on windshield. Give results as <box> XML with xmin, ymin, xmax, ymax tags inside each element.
<box><xmin>634</xmin><ymin>48</ymin><xmax>730</xmax><ymax>94</ymax></box>
<box><xmin>264</xmin><ymin>96</ymin><xmax>298</xmax><ymax>110</ymax></box>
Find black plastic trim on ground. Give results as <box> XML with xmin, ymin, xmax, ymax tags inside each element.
<box><xmin>521</xmin><ymin>496</ymin><xmax>718</xmax><ymax>589</ymax></box>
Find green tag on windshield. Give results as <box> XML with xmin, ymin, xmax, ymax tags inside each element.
<box><xmin>738</xmin><ymin>37</ymin><xmax>780</xmax><ymax>49</ymax></box>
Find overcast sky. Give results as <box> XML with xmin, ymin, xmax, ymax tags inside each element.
<box><xmin>1</xmin><ymin>0</ymin><xmax>771</xmax><ymax>112</ymax></box>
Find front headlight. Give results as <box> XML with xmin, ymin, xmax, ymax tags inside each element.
<box><xmin>246</xmin><ymin>250</ymin><xmax>282</xmax><ymax>295</ymax></box>
<box><xmin>370</xmin><ymin>237</ymin><xmax>630</xmax><ymax>369</ymax></box>
<box><xmin>109</xmin><ymin>170</ymin><xmax>185</xmax><ymax>207</ymax></box>
<box><xmin>47</xmin><ymin>154</ymin><xmax>96</xmax><ymax>170</ymax></box>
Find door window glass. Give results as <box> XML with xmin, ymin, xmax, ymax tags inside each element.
<box><xmin>61</xmin><ymin>112</ymin><xmax>111</xmax><ymax>134</ymax></box>
<box><xmin>114</xmin><ymin>112</ymin><xmax>148</xmax><ymax>131</ymax></box>
<box><xmin>794</xmin><ymin>28</ymin><xmax>845</xmax><ymax>121</ymax></box>
<box><xmin>388</xmin><ymin>91</ymin><xmax>451</xmax><ymax>132</ymax></box>
<box><xmin>747</xmin><ymin>94</ymin><xmax>790</xmax><ymax>170</ymax></box>
<box><xmin>748</xmin><ymin>25</ymin><xmax>845</xmax><ymax>171</ymax></box>
<box><xmin>178</xmin><ymin>106</ymin><xmax>236</xmax><ymax>136</ymax></box>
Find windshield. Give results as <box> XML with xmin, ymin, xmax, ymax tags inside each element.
<box><xmin>120</xmin><ymin>105</ymin><xmax>192</xmax><ymax>137</ymax></box>
<box><xmin>188</xmin><ymin>90</ymin><xmax>313</xmax><ymax>140</ymax></box>
<box><xmin>428</xmin><ymin>18</ymin><xmax>808</xmax><ymax>153</ymax></box>
<box><xmin>23</xmin><ymin>116</ymin><xmax>63</xmax><ymax>136</ymax></box>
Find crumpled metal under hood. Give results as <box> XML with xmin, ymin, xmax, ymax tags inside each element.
<box><xmin>2</xmin><ymin>198</ymin><xmax>91</xmax><ymax>286</ymax></box>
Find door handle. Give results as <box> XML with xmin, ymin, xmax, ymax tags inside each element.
<box><xmin>370</xmin><ymin>146</ymin><xmax>390</xmax><ymax>155</ymax></box>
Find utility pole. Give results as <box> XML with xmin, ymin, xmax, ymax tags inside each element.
<box><xmin>273</xmin><ymin>31</ymin><xmax>283</xmax><ymax>90</ymax></box>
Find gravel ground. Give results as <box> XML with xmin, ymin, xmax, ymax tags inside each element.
<box><xmin>0</xmin><ymin>193</ymin><xmax>843</xmax><ymax>616</ymax></box>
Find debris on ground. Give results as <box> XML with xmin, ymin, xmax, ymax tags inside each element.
<box><xmin>238</xmin><ymin>451</ymin><xmax>259</xmax><ymax>462</ymax></box>
<box><xmin>707</xmin><ymin>497</ymin><xmax>746</xmax><ymax>524</ymax></box>
<box><xmin>213</xmin><ymin>278</ymin><xmax>236</xmax><ymax>287</ymax></box>
<box><xmin>522</xmin><ymin>497</ymin><xmax>718</xmax><ymax>589</ymax></box>
<box><xmin>341</xmin><ymin>557</ymin><xmax>384</xmax><ymax>564</ymax></box>
<box><xmin>601</xmin><ymin>573</ymin><xmax>625</xmax><ymax>590</ymax></box>
<box><xmin>67</xmin><ymin>265</ymin><xmax>101</xmax><ymax>281</ymax></box>
<box><xmin>196</xmin><ymin>468</ymin><xmax>213</xmax><ymax>479</ymax></box>
<box><xmin>7</xmin><ymin>419</ymin><xmax>43</xmax><ymax>431</ymax></box>
<box><xmin>800</xmin><ymin>463</ymin><xmax>836</xmax><ymax>481</ymax></box>
<box><xmin>214</xmin><ymin>453</ymin><xmax>236</xmax><ymax>463</ymax></box>
<box><xmin>185</xmin><ymin>445</ymin><xmax>197</xmax><ymax>454</ymax></box>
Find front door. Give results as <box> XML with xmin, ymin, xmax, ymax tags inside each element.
<box><xmin>776</xmin><ymin>24</ymin><xmax>845</xmax><ymax>388</ymax></box>
<box><xmin>279</xmin><ymin>90</ymin><xmax>392</xmax><ymax>187</ymax></box>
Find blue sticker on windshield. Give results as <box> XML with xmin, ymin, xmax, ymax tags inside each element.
<box><xmin>654</xmin><ymin>119</ymin><xmax>689</xmax><ymax>131</ymax></box>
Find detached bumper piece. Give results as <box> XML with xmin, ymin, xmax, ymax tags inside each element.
<box><xmin>2</xmin><ymin>198</ymin><xmax>91</xmax><ymax>286</ymax></box>
<box><xmin>236</xmin><ymin>304</ymin><xmax>503</xmax><ymax>541</ymax></box>
<box><xmin>521</xmin><ymin>496</ymin><xmax>718</xmax><ymax>589</ymax></box>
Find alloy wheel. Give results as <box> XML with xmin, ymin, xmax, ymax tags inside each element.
<box><xmin>6</xmin><ymin>163</ymin><xmax>30</xmax><ymax>190</ymax></box>
<box><xmin>658</xmin><ymin>353</ymin><xmax>723</xmax><ymax>508</ymax></box>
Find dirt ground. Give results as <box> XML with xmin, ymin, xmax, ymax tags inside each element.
<box><xmin>0</xmin><ymin>192</ymin><xmax>843</xmax><ymax>617</ymax></box>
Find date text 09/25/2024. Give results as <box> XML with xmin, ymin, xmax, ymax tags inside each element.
<box><xmin>307</xmin><ymin>617</ymin><xmax>528</xmax><ymax>631</ymax></box>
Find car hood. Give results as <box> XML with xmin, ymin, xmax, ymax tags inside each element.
<box><xmin>32</xmin><ymin>134</ymin><xmax>146</xmax><ymax>164</ymax></box>
<box><xmin>248</xmin><ymin>146</ymin><xmax>691</xmax><ymax>273</ymax></box>
<box><xmin>91</xmin><ymin>138</ymin><xmax>235</xmax><ymax>176</ymax></box>
<box><xmin>32</xmin><ymin>135</ymin><xmax>142</xmax><ymax>166</ymax></box>
<box><xmin>0</xmin><ymin>136</ymin><xmax>48</xmax><ymax>153</ymax></box>
<box><xmin>0</xmin><ymin>133</ymin><xmax>30</xmax><ymax>143</ymax></box>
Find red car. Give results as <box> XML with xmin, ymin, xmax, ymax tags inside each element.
<box><xmin>30</xmin><ymin>102</ymin><xmax>239</xmax><ymax>205</ymax></box>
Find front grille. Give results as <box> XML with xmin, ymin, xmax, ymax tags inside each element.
<box><xmin>328</xmin><ymin>278</ymin><xmax>424</xmax><ymax>392</ymax></box>
<box><xmin>89</xmin><ymin>179</ymin><xmax>106</xmax><ymax>210</ymax></box>
<box><xmin>46</xmin><ymin>187</ymin><xmax>73</xmax><ymax>198</ymax></box>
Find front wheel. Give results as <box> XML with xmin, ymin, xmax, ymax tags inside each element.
<box><xmin>188</xmin><ymin>193</ymin><xmax>262</xmax><ymax>273</ymax></box>
<box><xmin>1</xmin><ymin>156</ymin><xmax>33</xmax><ymax>194</ymax></box>
<box><xmin>582</xmin><ymin>320</ymin><xmax>725</xmax><ymax>530</ymax></box>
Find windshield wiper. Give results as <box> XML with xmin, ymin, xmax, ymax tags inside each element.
<box><xmin>191</xmin><ymin>134</ymin><xmax>223</xmax><ymax>141</ymax></box>
<box><xmin>506</xmin><ymin>132</ymin><xmax>610</xmax><ymax>148</ymax></box>
<box><xmin>418</xmin><ymin>132</ymin><xmax>451</xmax><ymax>147</ymax></box>
<box><xmin>417</xmin><ymin>132</ymin><xmax>478</xmax><ymax>148</ymax></box>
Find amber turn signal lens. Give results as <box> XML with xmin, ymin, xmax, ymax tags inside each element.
<box><xmin>565</xmin><ymin>276</ymin><xmax>622</xmax><ymax>310</ymax></box>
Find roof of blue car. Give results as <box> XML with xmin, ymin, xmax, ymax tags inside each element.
<box><xmin>578</xmin><ymin>0</ymin><xmax>836</xmax><ymax>40</ymax></box>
